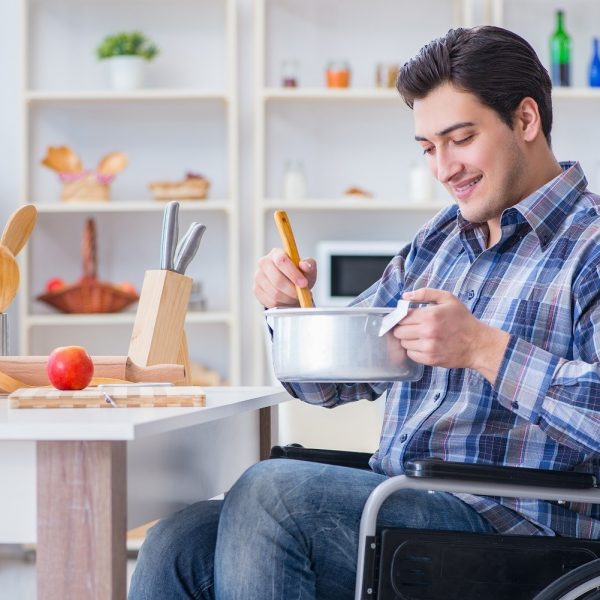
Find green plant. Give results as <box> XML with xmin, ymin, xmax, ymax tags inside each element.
<box><xmin>96</xmin><ymin>31</ymin><xmax>159</xmax><ymax>61</ymax></box>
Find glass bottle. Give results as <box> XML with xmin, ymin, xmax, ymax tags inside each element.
<box><xmin>589</xmin><ymin>38</ymin><xmax>600</xmax><ymax>87</ymax></box>
<box><xmin>283</xmin><ymin>161</ymin><xmax>307</xmax><ymax>200</ymax></box>
<box><xmin>281</xmin><ymin>60</ymin><xmax>299</xmax><ymax>88</ymax></box>
<box><xmin>550</xmin><ymin>10</ymin><xmax>571</xmax><ymax>87</ymax></box>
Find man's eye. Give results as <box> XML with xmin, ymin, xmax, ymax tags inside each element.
<box><xmin>454</xmin><ymin>135</ymin><xmax>474</xmax><ymax>145</ymax></box>
<box><xmin>422</xmin><ymin>147</ymin><xmax>434</xmax><ymax>155</ymax></box>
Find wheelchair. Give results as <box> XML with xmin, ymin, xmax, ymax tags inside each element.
<box><xmin>270</xmin><ymin>445</ymin><xmax>600</xmax><ymax>600</ymax></box>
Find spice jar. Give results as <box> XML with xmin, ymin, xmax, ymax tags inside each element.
<box><xmin>326</xmin><ymin>60</ymin><xmax>351</xmax><ymax>88</ymax></box>
<box><xmin>281</xmin><ymin>59</ymin><xmax>299</xmax><ymax>88</ymax></box>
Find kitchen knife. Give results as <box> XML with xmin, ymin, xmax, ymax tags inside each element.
<box><xmin>160</xmin><ymin>201</ymin><xmax>179</xmax><ymax>270</ymax></box>
<box><xmin>174</xmin><ymin>223</ymin><xmax>206</xmax><ymax>274</ymax></box>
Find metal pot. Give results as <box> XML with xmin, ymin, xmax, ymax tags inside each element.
<box><xmin>265</xmin><ymin>307</ymin><xmax>424</xmax><ymax>382</ymax></box>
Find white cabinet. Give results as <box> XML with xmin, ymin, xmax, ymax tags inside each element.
<box><xmin>252</xmin><ymin>0</ymin><xmax>472</xmax><ymax>384</ymax></box>
<box><xmin>20</xmin><ymin>0</ymin><xmax>240</xmax><ymax>384</ymax></box>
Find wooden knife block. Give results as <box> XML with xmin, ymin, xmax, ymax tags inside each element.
<box><xmin>128</xmin><ymin>270</ymin><xmax>193</xmax><ymax>384</ymax></box>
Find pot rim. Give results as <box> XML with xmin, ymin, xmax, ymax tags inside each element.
<box><xmin>264</xmin><ymin>306</ymin><xmax>394</xmax><ymax>317</ymax></box>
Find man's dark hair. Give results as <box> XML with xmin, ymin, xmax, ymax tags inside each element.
<box><xmin>397</xmin><ymin>26</ymin><xmax>553</xmax><ymax>144</ymax></box>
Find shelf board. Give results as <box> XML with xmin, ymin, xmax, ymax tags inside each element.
<box><xmin>26</xmin><ymin>311</ymin><xmax>232</xmax><ymax>328</ymax></box>
<box><xmin>263</xmin><ymin>88</ymin><xmax>400</xmax><ymax>101</ymax></box>
<box><xmin>552</xmin><ymin>87</ymin><xmax>600</xmax><ymax>99</ymax></box>
<box><xmin>34</xmin><ymin>200</ymin><xmax>230</xmax><ymax>213</ymax></box>
<box><xmin>263</xmin><ymin>87</ymin><xmax>600</xmax><ymax>102</ymax></box>
<box><xmin>262</xmin><ymin>198</ymin><xmax>449</xmax><ymax>211</ymax></box>
<box><xmin>25</xmin><ymin>89</ymin><xmax>230</xmax><ymax>103</ymax></box>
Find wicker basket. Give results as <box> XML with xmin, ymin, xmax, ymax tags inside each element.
<box><xmin>149</xmin><ymin>177</ymin><xmax>210</xmax><ymax>201</ymax></box>
<box><xmin>37</xmin><ymin>280</ymin><xmax>138</xmax><ymax>313</ymax></box>
<box><xmin>36</xmin><ymin>218</ymin><xmax>139</xmax><ymax>314</ymax></box>
<box><xmin>61</xmin><ymin>172</ymin><xmax>110</xmax><ymax>202</ymax></box>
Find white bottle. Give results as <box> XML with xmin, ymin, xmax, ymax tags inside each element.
<box><xmin>283</xmin><ymin>161</ymin><xmax>307</xmax><ymax>200</ymax></box>
<box><xmin>409</xmin><ymin>162</ymin><xmax>434</xmax><ymax>203</ymax></box>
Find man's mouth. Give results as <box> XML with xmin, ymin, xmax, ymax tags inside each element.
<box><xmin>452</xmin><ymin>175</ymin><xmax>482</xmax><ymax>198</ymax></box>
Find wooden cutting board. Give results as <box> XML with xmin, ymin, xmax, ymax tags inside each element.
<box><xmin>9</xmin><ymin>386</ymin><xmax>206</xmax><ymax>409</ymax></box>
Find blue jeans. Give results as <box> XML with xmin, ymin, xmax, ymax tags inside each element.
<box><xmin>129</xmin><ymin>459</ymin><xmax>494</xmax><ymax>599</ymax></box>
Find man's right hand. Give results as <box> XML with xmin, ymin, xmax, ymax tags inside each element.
<box><xmin>253</xmin><ymin>248</ymin><xmax>317</xmax><ymax>308</ymax></box>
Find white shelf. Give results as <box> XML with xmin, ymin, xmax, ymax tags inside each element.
<box><xmin>25</xmin><ymin>311</ymin><xmax>232</xmax><ymax>328</ymax></box>
<box><xmin>34</xmin><ymin>200</ymin><xmax>231</xmax><ymax>214</ymax></box>
<box><xmin>551</xmin><ymin>88</ymin><xmax>600</xmax><ymax>100</ymax></box>
<box><xmin>264</xmin><ymin>87</ymin><xmax>600</xmax><ymax>102</ymax></box>
<box><xmin>263</xmin><ymin>88</ymin><xmax>400</xmax><ymax>101</ymax></box>
<box><xmin>26</xmin><ymin>89</ymin><xmax>230</xmax><ymax>103</ymax></box>
<box><xmin>262</xmin><ymin>198</ymin><xmax>448</xmax><ymax>211</ymax></box>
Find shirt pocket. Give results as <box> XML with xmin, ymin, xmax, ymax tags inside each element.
<box><xmin>485</xmin><ymin>298</ymin><xmax>570</xmax><ymax>353</ymax></box>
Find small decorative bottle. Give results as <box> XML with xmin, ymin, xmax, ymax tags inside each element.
<box><xmin>589</xmin><ymin>38</ymin><xmax>600</xmax><ymax>87</ymax></box>
<box><xmin>281</xmin><ymin>60</ymin><xmax>299</xmax><ymax>88</ymax></box>
<box><xmin>283</xmin><ymin>161</ymin><xmax>307</xmax><ymax>200</ymax></box>
<box><xmin>550</xmin><ymin>10</ymin><xmax>571</xmax><ymax>86</ymax></box>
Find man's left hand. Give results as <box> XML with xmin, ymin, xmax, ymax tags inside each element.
<box><xmin>395</xmin><ymin>288</ymin><xmax>510</xmax><ymax>382</ymax></box>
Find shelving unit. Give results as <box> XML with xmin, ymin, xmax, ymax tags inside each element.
<box><xmin>489</xmin><ymin>0</ymin><xmax>600</xmax><ymax>193</ymax></box>
<box><xmin>252</xmin><ymin>0</ymin><xmax>472</xmax><ymax>384</ymax></box>
<box><xmin>19</xmin><ymin>0</ymin><xmax>240</xmax><ymax>384</ymax></box>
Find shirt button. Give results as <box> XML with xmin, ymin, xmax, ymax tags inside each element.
<box><xmin>433</xmin><ymin>393</ymin><xmax>441</xmax><ymax>401</ymax></box>
<box><xmin>399</xmin><ymin>433</ymin><xmax>407</xmax><ymax>443</ymax></box>
<box><xmin>467</xmin><ymin>290</ymin><xmax>475</xmax><ymax>300</ymax></box>
<box><xmin>511</xmin><ymin>401</ymin><xmax>519</xmax><ymax>410</ymax></box>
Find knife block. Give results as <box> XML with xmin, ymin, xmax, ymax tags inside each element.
<box><xmin>128</xmin><ymin>269</ymin><xmax>193</xmax><ymax>384</ymax></box>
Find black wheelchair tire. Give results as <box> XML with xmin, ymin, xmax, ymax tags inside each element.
<box><xmin>533</xmin><ymin>558</ymin><xmax>600</xmax><ymax>600</ymax></box>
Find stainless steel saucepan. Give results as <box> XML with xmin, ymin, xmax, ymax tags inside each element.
<box><xmin>265</xmin><ymin>307</ymin><xmax>424</xmax><ymax>382</ymax></box>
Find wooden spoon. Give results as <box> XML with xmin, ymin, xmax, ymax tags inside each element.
<box><xmin>274</xmin><ymin>210</ymin><xmax>314</xmax><ymax>308</ymax></box>
<box><xmin>0</xmin><ymin>245</ymin><xmax>19</xmax><ymax>313</ymax></box>
<box><xmin>1</xmin><ymin>204</ymin><xmax>37</xmax><ymax>257</ymax></box>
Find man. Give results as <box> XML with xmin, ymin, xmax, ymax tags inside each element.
<box><xmin>130</xmin><ymin>26</ymin><xmax>600</xmax><ymax>600</ymax></box>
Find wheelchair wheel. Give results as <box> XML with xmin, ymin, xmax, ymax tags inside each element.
<box><xmin>533</xmin><ymin>558</ymin><xmax>600</xmax><ymax>600</ymax></box>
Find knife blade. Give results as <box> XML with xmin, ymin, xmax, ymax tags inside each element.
<box><xmin>174</xmin><ymin>223</ymin><xmax>206</xmax><ymax>274</ymax></box>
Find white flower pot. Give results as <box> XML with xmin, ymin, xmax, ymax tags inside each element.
<box><xmin>108</xmin><ymin>56</ymin><xmax>144</xmax><ymax>90</ymax></box>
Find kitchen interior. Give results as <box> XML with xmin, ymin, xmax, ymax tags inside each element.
<box><xmin>1</xmin><ymin>0</ymin><xmax>600</xmax><ymax>596</ymax></box>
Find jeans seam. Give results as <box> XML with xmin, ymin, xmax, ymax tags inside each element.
<box><xmin>192</xmin><ymin>580</ymin><xmax>212</xmax><ymax>600</ymax></box>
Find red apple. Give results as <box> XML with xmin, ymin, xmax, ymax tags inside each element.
<box><xmin>47</xmin><ymin>346</ymin><xmax>94</xmax><ymax>391</ymax></box>
<box><xmin>45</xmin><ymin>277</ymin><xmax>66</xmax><ymax>293</ymax></box>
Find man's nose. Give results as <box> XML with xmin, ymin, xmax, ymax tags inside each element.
<box><xmin>435</xmin><ymin>148</ymin><xmax>462</xmax><ymax>183</ymax></box>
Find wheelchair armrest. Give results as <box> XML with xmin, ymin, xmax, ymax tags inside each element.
<box><xmin>404</xmin><ymin>458</ymin><xmax>597</xmax><ymax>490</ymax></box>
<box><xmin>270</xmin><ymin>444</ymin><xmax>373</xmax><ymax>470</ymax></box>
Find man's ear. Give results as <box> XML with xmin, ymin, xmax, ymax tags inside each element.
<box><xmin>515</xmin><ymin>97</ymin><xmax>542</xmax><ymax>142</ymax></box>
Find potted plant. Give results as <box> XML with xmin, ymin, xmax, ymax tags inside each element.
<box><xmin>96</xmin><ymin>31</ymin><xmax>159</xmax><ymax>90</ymax></box>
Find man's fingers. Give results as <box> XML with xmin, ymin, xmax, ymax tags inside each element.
<box><xmin>270</xmin><ymin>249</ymin><xmax>308</xmax><ymax>287</ymax></box>
<box><xmin>403</xmin><ymin>287</ymin><xmax>453</xmax><ymax>304</ymax></box>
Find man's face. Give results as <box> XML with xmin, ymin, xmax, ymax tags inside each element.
<box><xmin>413</xmin><ymin>82</ymin><xmax>526</xmax><ymax>224</ymax></box>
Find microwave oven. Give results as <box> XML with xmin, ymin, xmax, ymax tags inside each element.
<box><xmin>316</xmin><ymin>240</ymin><xmax>405</xmax><ymax>306</ymax></box>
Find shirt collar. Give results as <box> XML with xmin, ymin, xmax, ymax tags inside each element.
<box><xmin>457</xmin><ymin>161</ymin><xmax>588</xmax><ymax>250</ymax></box>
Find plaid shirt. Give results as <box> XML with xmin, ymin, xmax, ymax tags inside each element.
<box><xmin>284</xmin><ymin>162</ymin><xmax>600</xmax><ymax>538</ymax></box>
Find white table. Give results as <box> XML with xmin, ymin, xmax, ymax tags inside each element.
<box><xmin>0</xmin><ymin>386</ymin><xmax>289</xmax><ymax>600</ymax></box>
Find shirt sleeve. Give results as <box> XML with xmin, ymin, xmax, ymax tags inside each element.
<box><xmin>494</xmin><ymin>261</ymin><xmax>600</xmax><ymax>455</ymax></box>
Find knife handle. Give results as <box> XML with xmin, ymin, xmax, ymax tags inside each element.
<box><xmin>273</xmin><ymin>210</ymin><xmax>314</xmax><ymax>308</ymax></box>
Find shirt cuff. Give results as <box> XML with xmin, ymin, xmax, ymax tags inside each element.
<box><xmin>494</xmin><ymin>335</ymin><xmax>560</xmax><ymax>423</ymax></box>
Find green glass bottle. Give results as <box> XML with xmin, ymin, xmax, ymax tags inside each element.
<box><xmin>550</xmin><ymin>10</ymin><xmax>571</xmax><ymax>86</ymax></box>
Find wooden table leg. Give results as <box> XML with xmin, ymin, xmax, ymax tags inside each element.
<box><xmin>37</xmin><ymin>441</ymin><xmax>127</xmax><ymax>600</ymax></box>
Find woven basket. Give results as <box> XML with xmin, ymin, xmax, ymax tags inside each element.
<box><xmin>36</xmin><ymin>218</ymin><xmax>139</xmax><ymax>313</ymax></box>
<box><xmin>149</xmin><ymin>177</ymin><xmax>210</xmax><ymax>201</ymax></box>
<box><xmin>37</xmin><ymin>280</ymin><xmax>138</xmax><ymax>313</ymax></box>
<box><xmin>61</xmin><ymin>173</ymin><xmax>110</xmax><ymax>202</ymax></box>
